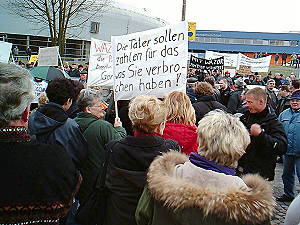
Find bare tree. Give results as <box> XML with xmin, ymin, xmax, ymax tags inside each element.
<box><xmin>4</xmin><ymin>0</ymin><xmax>111</xmax><ymax>56</ymax></box>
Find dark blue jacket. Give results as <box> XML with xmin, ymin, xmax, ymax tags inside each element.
<box><xmin>29</xmin><ymin>102</ymin><xmax>87</xmax><ymax>169</ymax></box>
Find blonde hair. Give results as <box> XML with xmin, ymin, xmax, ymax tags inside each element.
<box><xmin>38</xmin><ymin>92</ymin><xmax>49</xmax><ymax>108</ymax></box>
<box><xmin>244</xmin><ymin>87</ymin><xmax>267</xmax><ymax>101</ymax></box>
<box><xmin>197</xmin><ymin>110</ymin><xmax>250</xmax><ymax>168</ymax></box>
<box><xmin>129</xmin><ymin>95</ymin><xmax>166</xmax><ymax>134</ymax></box>
<box><xmin>164</xmin><ymin>91</ymin><xmax>196</xmax><ymax>125</ymax></box>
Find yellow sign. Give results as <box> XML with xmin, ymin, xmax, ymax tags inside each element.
<box><xmin>188</xmin><ymin>22</ymin><xmax>196</xmax><ymax>41</ymax></box>
<box><xmin>29</xmin><ymin>55</ymin><xmax>38</xmax><ymax>63</ymax></box>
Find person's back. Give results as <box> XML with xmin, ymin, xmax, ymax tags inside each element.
<box><xmin>0</xmin><ymin>136</ymin><xmax>80</xmax><ymax>224</ymax></box>
<box><xmin>163</xmin><ymin>91</ymin><xmax>198</xmax><ymax>155</ymax></box>
<box><xmin>104</xmin><ymin>96</ymin><xmax>179</xmax><ymax>225</ymax></box>
<box><xmin>0</xmin><ymin>63</ymin><xmax>80</xmax><ymax>224</ymax></box>
<box><xmin>136</xmin><ymin>111</ymin><xmax>274</xmax><ymax>225</ymax></box>
<box><xmin>29</xmin><ymin>78</ymin><xmax>87</xmax><ymax>169</ymax></box>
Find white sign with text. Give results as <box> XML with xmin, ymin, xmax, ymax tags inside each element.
<box><xmin>112</xmin><ymin>22</ymin><xmax>188</xmax><ymax>100</ymax></box>
<box><xmin>237</xmin><ymin>53</ymin><xmax>271</xmax><ymax>72</ymax></box>
<box><xmin>205</xmin><ymin>50</ymin><xmax>238</xmax><ymax>67</ymax></box>
<box><xmin>38</xmin><ymin>46</ymin><xmax>59</xmax><ymax>66</ymax></box>
<box><xmin>88</xmin><ymin>39</ymin><xmax>113</xmax><ymax>86</ymax></box>
<box><xmin>32</xmin><ymin>80</ymin><xmax>48</xmax><ymax>103</ymax></box>
<box><xmin>0</xmin><ymin>41</ymin><xmax>12</xmax><ymax>63</ymax></box>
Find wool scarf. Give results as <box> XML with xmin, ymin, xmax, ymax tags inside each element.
<box><xmin>189</xmin><ymin>152</ymin><xmax>236</xmax><ymax>176</ymax></box>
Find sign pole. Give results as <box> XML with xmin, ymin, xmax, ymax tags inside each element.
<box><xmin>57</xmin><ymin>46</ymin><xmax>64</xmax><ymax>68</ymax></box>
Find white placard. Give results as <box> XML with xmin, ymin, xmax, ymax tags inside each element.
<box><xmin>38</xmin><ymin>46</ymin><xmax>59</xmax><ymax>66</ymax></box>
<box><xmin>112</xmin><ymin>22</ymin><xmax>188</xmax><ymax>100</ymax></box>
<box><xmin>237</xmin><ymin>53</ymin><xmax>271</xmax><ymax>72</ymax></box>
<box><xmin>87</xmin><ymin>39</ymin><xmax>113</xmax><ymax>87</ymax></box>
<box><xmin>32</xmin><ymin>80</ymin><xmax>48</xmax><ymax>103</ymax></box>
<box><xmin>205</xmin><ymin>50</ymin><xmax>238</xmax><ymax>67</ymax></box>
<box><xmin>0</xmin><ymin>41</ymin><xmax>12</xmax><ymax>63</ymax></box>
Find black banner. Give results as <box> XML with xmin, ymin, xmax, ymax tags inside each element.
<box><xmin>189</xmin><ymin>55</ymin><xmax>224</xmax><ymax>71</ymax></box>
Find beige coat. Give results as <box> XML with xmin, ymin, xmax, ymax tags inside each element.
<box><xmin>136</xmin><ymin>151</ymin><xmax>275</xmax><ymax>225</ymax></box>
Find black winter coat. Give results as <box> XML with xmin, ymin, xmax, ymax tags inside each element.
<box><xmin>219</xmin><ymin>87</ymin><xmax>232</xmax><ymax>106</ymax></box>
<box><xmin>227</xmin><ymin>89</ymin><xmax>243</xmax><ymax>114</ymax></box>
<box><xmin>238</xmin><ymin>107</ymin><xmax>287</xmax><ymax>181</ymax></box>
<box><xmin>192</xmin><ymin>96</ymin><xmax>228</xmax><ymax>124</ymax></box>
<box><xmin>104</xmin><ymin>135</ymin><xmax>179</xmax><ymax>225</ymax></box>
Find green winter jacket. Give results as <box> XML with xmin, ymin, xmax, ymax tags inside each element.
<box><xmin>135</xmin><ymin>151</ymin><xmax>274</xmax><ymax>225</ymax></box>
<box><xmin>74</xmin><ymin>112</ymin><xmax>126</xmax><ymax>202</ymax></box>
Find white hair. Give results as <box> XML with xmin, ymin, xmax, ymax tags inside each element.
<box><xmin>0</xmin><ymin>63</ymin><xmax>34</xmax><ymax>126</ymax></box>
<box><xmin>77</xmin><ymin>88</ymin><xmax>103</xmax><ymax>111</ymax></box>
<box><xmin>197</xmin><ymin>110</ymin><xmax>250</xmax><ymax>168</ymax></box>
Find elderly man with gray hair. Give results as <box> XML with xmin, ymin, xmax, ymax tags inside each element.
<box><xmin>0</xmin><ymin>63</ymin><xmax>80</xmax><ymax>224</ymax></box>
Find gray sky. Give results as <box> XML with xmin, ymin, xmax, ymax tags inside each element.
<box><xmin>116</xmin><ymin>0</ymin><xmax>300</xmax><ymax>33</ymax></box>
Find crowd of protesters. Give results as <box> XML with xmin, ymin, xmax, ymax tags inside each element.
<box><xmin>1</xmin><ymin>61</ymin><xmax>300</xmax><ymax>225</ymax></box>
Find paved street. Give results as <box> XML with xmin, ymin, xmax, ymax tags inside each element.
<box><xmin>270</xmin><ymin>162</ymin><xmax>297</xmax><ymax>225</ymax></box>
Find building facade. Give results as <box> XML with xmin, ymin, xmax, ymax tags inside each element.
<box><xmin>189</xmin><ymin>30</ymin><xmax>300</xmax><ymax>65</ymax></box>
<box><xmin>0</xmin><ymin>1</ymin><xmax>166</xmax><ymax>61</ymax></box>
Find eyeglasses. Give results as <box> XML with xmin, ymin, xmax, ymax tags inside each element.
<box><xmin>90</xmin><ymin>103</ymin><xmax>108</xmax><ymax>111</ymax></box>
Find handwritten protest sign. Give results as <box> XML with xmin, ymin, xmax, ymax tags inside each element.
<box><xmin>38</xmin><ymin>46</ymin><xmax>59</xmax><ymax>66</ymax></box>
<box><xmin>0</xmin><ymin>41</ymin><xmax>12</xmax><ymax>63</ymax></box>
<box><xmin>87</xmin><ymin>39</ymin><xmax>113</xmax><ymax>87</ymax></box>
<box><xmin>236</xmin><ymin>65</ymin><xmax>252</xmax><ymax>76</ymax></box>
<box><xmin>112</xmin><ymin>22</ymin><xmax>188</xmax><ymax>100</ymax></box>
<box><xmin>237</xmin><ymin>53</ymin><xmax>271</xmax><ymax>72</ymax></box>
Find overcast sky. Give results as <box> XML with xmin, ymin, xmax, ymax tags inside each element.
<box><xmin>115</xmin><ymin>0</ymin><xmax>300</xmax><ymax>33</ymax></box>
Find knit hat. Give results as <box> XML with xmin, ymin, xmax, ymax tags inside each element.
<box><xmin>290</xmin><ymin>91</ymin><xmax>300</xmax><ymax>100</ymax></box>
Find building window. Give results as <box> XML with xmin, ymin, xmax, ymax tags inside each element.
<box><xmin>193</xmin><ymin>34</ymin><xmax>298</xmax><ymax>47</ymax></box>
<box><xmin>90</xmin><ymin>22</ymin><xmax>100</xmax><ymax>34</ymax></box>
<box><xmin>290</xmin><ymin>40</ymin><xmax>298</xmax><ymax>46</ymax></box>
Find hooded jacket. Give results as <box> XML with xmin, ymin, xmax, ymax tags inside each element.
<box><xmin>163</xmin><ymin>122</ymin><xmax>198</xmax><ymax>155</ymax></box>
<box><xmin>104</xmin><ymin>136</ymin><xmax>179</xmax><ymax>225</ymax></box>
<box><xmin>28</xmin><ymin>102</ymin><xmax>87</xmax><ymax>169</ymax></box>
<box><xmin>136</xmin><ymin>151</ymin><xmax>275</xmax><ymax>225</ymax></box>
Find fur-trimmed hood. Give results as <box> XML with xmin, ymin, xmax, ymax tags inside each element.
<box><xmin>147</xmin><ymin>151</ymin><xmax>275</xmax><ymax>224</ymax></box>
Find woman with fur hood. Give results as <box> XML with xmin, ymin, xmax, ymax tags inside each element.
<box><xmin>136</xmin><ymin>111</ymin><xmax>275</xmax><ymax>225</ymax></box>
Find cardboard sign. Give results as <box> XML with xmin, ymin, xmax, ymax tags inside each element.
<box><xmin>112</xmin><ymin>22</ymin><xmax>188</xmax><ymax>100</ymax></box>
<box><xmin>236</xmin><ymin>65</ymin><xmax>252</xmax><ymax>76</ymax></box>
<box><xmin>38</xmin><ymin>46</ymin><xmax>59</xmax><ymax>66</ymax></box>
<box><xmin>87</xmin><ymin>39</ymin><xmax>113</xmax><ymax>87</ymax></box>
<box><xmin>0</xmin><ymin>41</ymin><xmax>12</xmax><ymax>63</ymax></box>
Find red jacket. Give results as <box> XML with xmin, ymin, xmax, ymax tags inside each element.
<box><xmin>163</xmin><ymin>122</ymin><xmax>198</xmax><ymax>155</ymax></box>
